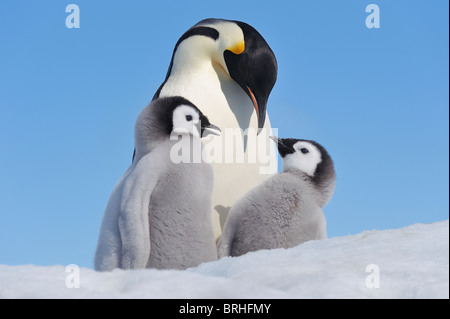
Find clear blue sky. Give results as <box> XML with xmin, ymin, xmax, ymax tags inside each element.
<box><xmin>0</xmin><ymin>1</ymin><xmax>448</xmax><ymax>268</ymax></box>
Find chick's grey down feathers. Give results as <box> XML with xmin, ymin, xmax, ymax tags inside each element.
<box><xmin>95</xmin><ymin>97</ymin><xmax>218</xmax><ymax>271</ymax></box>
<box><xmin>218</xmin><ymin>138</ymin><xmax>335</xmax><ymax>257</ymax></box>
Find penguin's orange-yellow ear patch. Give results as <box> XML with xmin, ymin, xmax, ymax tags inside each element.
<box><xmin>228</xmin><ymin>41</ymin><xmax>245</xmax><ymax>55</ymax></box>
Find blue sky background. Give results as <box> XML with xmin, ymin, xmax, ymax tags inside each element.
<box><xmin>0</xmin><ymin>1</ymin><xmax>448</xmax><ymax>269</ymax></box>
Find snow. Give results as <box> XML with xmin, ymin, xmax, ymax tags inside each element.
<box><xmin>1</xmin><ymin>220</ymin><xmax>448</xmax><ymax>299</ymax></box>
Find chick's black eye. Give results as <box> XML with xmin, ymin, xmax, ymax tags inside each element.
<box><xmin>300</xmin><ymin>148</ymin><xmax>309</xmax><ymax>154</ymax></box>
<box><xmin>185</xmin><ymin>115</ymin><xmax>193</xmax><ymax>121</ymax></box>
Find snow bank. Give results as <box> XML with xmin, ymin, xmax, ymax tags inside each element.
<box><xmin>1</xmin><ymin>220</ymin><xmax>448</xmax><ymax>299</ymax></box>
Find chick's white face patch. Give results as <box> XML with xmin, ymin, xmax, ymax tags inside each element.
<box><xmin>283</xmin><ymin>141</ymin><xmax>322</xmax><ymax>176</ymax></box>
<box><xmin>172</xmin><ymin>105</ymin><xmax>201</xmax><ymax>137</ymax></box>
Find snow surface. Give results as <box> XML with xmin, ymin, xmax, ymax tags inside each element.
<box><xmin>1</xmin><ymin>220</ymin><xmax>448</xmax><ymax>299</ymax></box>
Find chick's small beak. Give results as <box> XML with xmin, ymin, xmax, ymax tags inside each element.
<box><xmin>269</xmin><ymin>136</ymin><xmax>290</xmax><ymax>157</ymax></box>
<box><xmin>269</xmin><ymin>135</ymin><xmax>279</xmax><ymax>144</ymax></box>
<box><xmin>201</xmin><ymin>123</ymin><xmax>221</xmax><ymax>137</ymax></box>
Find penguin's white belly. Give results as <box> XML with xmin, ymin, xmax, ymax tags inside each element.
<box><xmin>159</xmin><ymin>65</ymin><xmax>277</xmax><ymax>238</ymax></box>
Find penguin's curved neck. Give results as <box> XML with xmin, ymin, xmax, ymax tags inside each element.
<box><xmin>158</xmin><ymin>37</ymin><xmax>232</xmax><ymax>112</ymax></box>
<box><xmin>284</xmin><ymin>168</ymin><xmax>335</xmax><ymax>207</ymax></box>
<box><xmin>284</xmin><ymin>167</ymin><xmax>313</xmax><ymax>183</ymax></box>
<box><xmin>170</xmin><ymin>37</ymin><xmax>216</xmax><ymax>78</ymax></box>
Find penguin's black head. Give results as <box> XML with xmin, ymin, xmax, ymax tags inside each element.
<box><xmin>223</xmin><ymin>21</ymin><xmax>278</xmax><ymax>133</ymax></box>
<box><xmin>152</xmin><ymin>96</ymin><xmax>221</xmax><ymax>138</ymax></box>
<box><xmin>134</xmin><ymin>97</ymin><xmax>220</xmax><ymax>161</ymax></box>
<box><xmin>153</xmin><ymin>19</ymin><xmax>277</xmax><ymax>133</ymax></box>
<box><xmin>270</xmin><ymin>136</ymin><xmax>335</xmax><ymax>190</ymax></box>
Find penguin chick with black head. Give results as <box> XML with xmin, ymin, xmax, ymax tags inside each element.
<box><xmin>95</xmin><ymin>96</ymin><xmax>220</xmax><ymax>271</ymax></box>
<box><xmin>218</xmin><ymin>136</ymin><xmax>335</xmax><ymax>257</ymax></box>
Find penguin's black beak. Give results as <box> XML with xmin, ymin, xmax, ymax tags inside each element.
<box><xmin>224</xmin><ymin>21</ymin><xmax>277</xmax><ymax>134</ymax></box>
<box><xmin>202</xmin><ymin>123</ymin><xmax>221</xmax><ymax>137</ymax></box>
<box><xmin>269</xmin><ymin>136</ymin><xmax>292</xmax><ymax>158</ymax></box>
<box><xmin>200</xmin><ymin>114</ymin><xmax>221</xmax><ymax>137</ymax></box>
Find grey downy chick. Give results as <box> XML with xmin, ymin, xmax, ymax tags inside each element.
<box><xmin>218</xmin><ymin>136</ymin><xmax>335</xmax><ymax>257</ymax></box>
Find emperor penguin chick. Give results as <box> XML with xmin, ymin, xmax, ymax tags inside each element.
<box><xmin>218</xmin><ymin>136</ymin><xmax>335</xmax><ymax>257</ymax></box>
<box><xmin>95</xmin><ymin>96</ymin><xmax>221</xmax><ymax>271</ymax></box>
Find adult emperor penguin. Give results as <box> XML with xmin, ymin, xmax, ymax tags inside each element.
<box><xmin>148</xmin><ymin>18</ymin><xmax>278</xmax><ymax>238</ymax></box>
<box><xmin>218</xmin><ymin>137</ymin><xmax>336</xmax><ymax>257</ymax></box>
<box><xmin>95</xmin><ymin>96</ymin><xmax>220</xmax><ymax>271</ymax></box>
